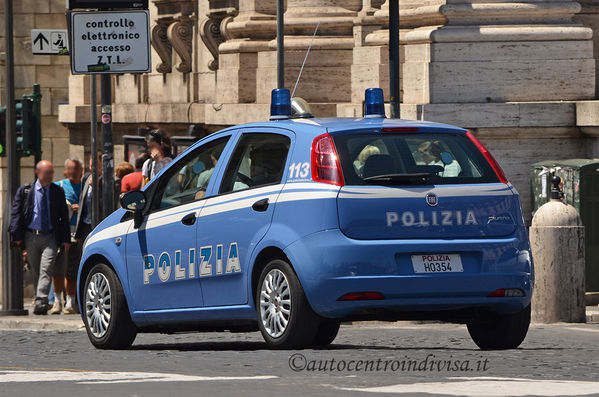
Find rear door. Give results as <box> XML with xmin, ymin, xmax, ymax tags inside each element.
<box><xmin>333</xmin><ymin>131</ymin><xmax>520</xmax><ymax>240</ymax></box>
<box><xmin>196</xmin><ymin>129</ymin><xmax>293</xmax><ymax>306</ymax></box>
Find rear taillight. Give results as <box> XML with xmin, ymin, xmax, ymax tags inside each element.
<box><xmin>466</xmin><ymin>131</ymin><xmax>508</xmax><ymax>184</ymax></box>
<box><xmin>488</xmin><ymin>288</ymin><xmax>525</xmax><ymax>297</ymax></box>
<box><xmin>337</xmin><ymin>291</ymin><xmax>384</xmax><ymax>301</ymax></box>
<box><xmin>311</xmin><ymin>133</ymin><xmax>344</xmax><ymax>186</ymax></box>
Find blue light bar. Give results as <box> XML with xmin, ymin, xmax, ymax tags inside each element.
<box><xmin>364</xmin><ymin>88</ymin><xmax>386</xmax><ymax>118</ymax></box>
<box><xmin>270</xmin><ymin>88</ymin><xmax>292</xmax><ymax>120</ymax></box>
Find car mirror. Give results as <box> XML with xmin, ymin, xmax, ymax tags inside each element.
<box><xmin>120</xmin><ymin>191</ymin><xmax>147</xmax><ymax>212</ymax></box>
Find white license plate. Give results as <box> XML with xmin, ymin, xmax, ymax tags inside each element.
<box><xmin>411</xmin><ymin>254</ymin><xmax>464</xmax><ymax>273</ymax></box>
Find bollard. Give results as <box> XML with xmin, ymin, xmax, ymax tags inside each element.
<box><xmin>530</xmin><ymin>176</ymin><xmax>586</xmax><ymax>323</ymax></box>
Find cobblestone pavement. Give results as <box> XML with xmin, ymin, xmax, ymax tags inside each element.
<box><xmin>0</xmin><ymin>322</ymin><xmax>598</xmax><ymax>396</ymax></box>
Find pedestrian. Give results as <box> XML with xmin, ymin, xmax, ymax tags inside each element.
<box><xmin>121</xmin><ymin>153</ymin><xmax>149</xmax><ymax>193</ymax></box>
<box><xmin>115</xmin><ymin>161</ymin><xmax>134</xmax><ymax>200</ymax></box>
<box><xmin>75</xmin><ymin>152</ymin><xmax>103</xmax><ymax>243</ymax></box>
<box><xmin>141</xmin><ymin>129</ymin><xmax>173</xmax><ymax>187</ymax></box>
<box><xmin>9</xmin><ymin>160</ymin><xmax>71</xmax><ymax>315</ymax></box>
<box><xmin>50</xmin><ymin>158</ymin><xmax>83</xmax><ymax>315</ymax></box>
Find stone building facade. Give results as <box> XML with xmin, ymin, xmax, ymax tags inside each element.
<box><xmin>58</xmin><ymin>0</ymin><xmax>599</xmax><ymax>225</ymax></box>
<box><xmin>0</xmin><ymin>0</ymin><xmax>72</xmax><ymax>294</ymax></box>
<box><xmin>3</xmin><ymin>0</ymin><xmax>599</xmax><ymax>299</ymax></box>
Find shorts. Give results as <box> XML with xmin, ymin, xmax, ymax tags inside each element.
<box><xmin>53</xmin><ymin>242</ymin><xmax>82</xmax><ymax>280</ymax></box>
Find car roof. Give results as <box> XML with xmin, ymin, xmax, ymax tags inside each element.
<box><xmin>216</xmin><ymin>117</ymin><xmax>467</xmax><ymax>138</ymax></box>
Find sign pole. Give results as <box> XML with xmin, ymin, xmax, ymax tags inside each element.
<box><xmin>90</xmin><ymin>75</ymin><xmax>100</xmax><ymax>228</ymax></box>
<box><xmin>1</xmin><ymin>0</ymin><xmax>27</xmax><ymax>316</ymax></box>
<box><xmin>100</xmin><ymin>74</ymin><xmax>114</xmax><ymax>219</ymax></box>
<box><xmin>389</xmin><ymin>0</ymin><xmax>400</xmax><ymax>119</ymax></box>
<box><xmin>276</xmin><ymin>0</ymin><xmax>284</xmax><ymax>89</ymax></box>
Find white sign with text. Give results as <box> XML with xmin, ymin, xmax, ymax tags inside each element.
<box><xmin>70</xmin><ymin>10</ymin><xmax>151</xmax><ymax>74</ymax></box>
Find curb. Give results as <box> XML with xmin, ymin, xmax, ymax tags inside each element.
<box><xmin>587</xmin><ymin>313</ymin><xmax>599</xmax><ymax>324</ymax></box>
<box><xmin>0</xmin><ymin>316</ymin><xmax>84</xmax><ymax>331</ymax></box>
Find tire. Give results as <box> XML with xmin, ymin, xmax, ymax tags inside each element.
<box><xmin>313</xmin><ymin>319</ymin><xmax>340</xmax><ymax>347</ymax></box>
<box><xmin>83</xmin><ymin>263</ymin><xmax>137</xmax><ymax>349</ymax></box>
<box><xmin>256</xmin><ymin>259</ymin><xmax>320</xmax><ymax>349</ymax></box>
<box><xmin>467</xmin><ymin>304</ymin><xmax>531</xmax><ymax>350</ymax></box>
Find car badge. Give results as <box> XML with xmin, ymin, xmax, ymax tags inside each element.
<box><xmin>425</xmin><ymin>192</ymin><xmax>438</xmax><ymax>207</ymax></box>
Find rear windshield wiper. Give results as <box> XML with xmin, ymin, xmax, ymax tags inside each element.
<box><xmin>363</xmin><ymin>173</ymin><xmax>432</xmax><ymax>186</ymax></box>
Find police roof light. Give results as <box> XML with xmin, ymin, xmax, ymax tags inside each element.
<box><xmin>270</xmin><ymin>88</ymin><xmax>292</xmax><ymax>120</ymax></box>
<box><xmin>364</xmin><ymin>88</ymin><xmax>386</xmax><ymax>118</ymax></box>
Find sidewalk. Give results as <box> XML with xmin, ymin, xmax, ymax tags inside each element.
<box><xmin>0</xmin><ymin>304</ymin><xmax>84</xmax><ymax>331</ymax></box>
<box><xmin>0</xmin><ymin>305</ymin><xmax>597</xmax><ymax>331</ymax></box>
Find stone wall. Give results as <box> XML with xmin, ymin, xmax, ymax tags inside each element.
<box><xmin>56</xmin><ymin>0</ymin><xmax>599</xmax><ymax>229</ymax></box>
<box><xmin>0</xmin><ymin>0</ymin><xmax>72</xmax><ymax>297</ymax></box>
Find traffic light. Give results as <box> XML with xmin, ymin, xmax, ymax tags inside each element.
<box><xmin>0</xmin><ymin>85</ymin><xmax>42</xmax><ymax>158</ymax></box>
<box><xmin>15</xmin><ymin>98</ymin><xmax>33</xmax><ymax>156</ymax></box>
<box><xmin>0</xmin><ymin>106</ymin><xmax>5</xmax><ymax>157</ymax></box>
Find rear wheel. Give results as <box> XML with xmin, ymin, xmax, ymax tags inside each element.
<box><xmin>256</xmin><ymin>259</ymin><xmax>319</xmax><ymax>349</ymax></box>
<box><xmin>313</xmin><ymin>319</ymin><xmax>341</xmax><ymax>347</ymax></box>
<box><xmin>467</xmin><ymin>304</ymin><xmax>530</xmax><ymax>350</ymax></box>
<box><xmin>83</xmin><ymin>263</ymin><xmax>137</xmax><ymax>349</ymax></box>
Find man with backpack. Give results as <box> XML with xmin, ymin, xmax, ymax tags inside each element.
<box><xmin>9</xmin><ymin>160</ymin><xmax>71</xmax><ymax>315</ymax></box>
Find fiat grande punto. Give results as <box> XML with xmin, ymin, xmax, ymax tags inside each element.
<box><xmin>78</xmin><ymin>88</ymin><xmax>533</xmax><ymax>350</ymax></box>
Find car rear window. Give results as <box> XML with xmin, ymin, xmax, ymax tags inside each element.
<box><xmin>332</xmin><ymin>132</ymin><xmax>500</xmax><ymax>185</ymax></box>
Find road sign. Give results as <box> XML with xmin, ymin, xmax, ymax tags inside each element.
<box><xmin>31</xmin><ymin>30</ymin><xmax>69</xmax><ymax>55</ymax></box>
<box><xmin>70</xmin><ymin>10</ymin><xmax>151</xmax><ymax>75</ymax></box>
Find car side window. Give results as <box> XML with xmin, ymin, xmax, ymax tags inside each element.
<box><xmin>150</xmin><ymin>137</ymin><xmax>230</xmax><ymax>212</ymax></box>
<box><xmin>220</xmin><ymin>133</ymin><xmax>291</xmax><ymax>194</ymax></box>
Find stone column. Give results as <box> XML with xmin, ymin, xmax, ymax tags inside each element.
<box><xmin>255</xmin><ymin>0</ymin><xmax>361</xmax><ymax>107</ymax></box>
<box><xmin>350</xmin><ymin>0</ymin><xmax>424</xmax><ymax>109</ymax></box>
<box><xmin>573</xmin><ymin>0</ymin><xmax>599</xmax><ymax>98</ymax></box>
<box><xmin>216</xmin><ymin>0</ymin><xmax>276</xmax><ymax>103</ymax></box>
<box><xmin>401</xmin><ymin>0</ymin><xmax>595</xmax><ymax>104</ymax></box>
<box><xmin>351</xmin><ymin>0</ymin><xmax>388</xmax><ymax>108</ymax></box>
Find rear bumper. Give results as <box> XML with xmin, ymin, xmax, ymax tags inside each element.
<box><xmin>283</xmin><ymin>229</ymin><xmax>533</xmax><ymax>319</ymax></box>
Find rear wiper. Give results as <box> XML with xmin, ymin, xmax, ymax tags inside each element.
<box><xmin>363</xmin><ymin>173</ymin><xmax>431</xmax><ymax>186</ymax></box>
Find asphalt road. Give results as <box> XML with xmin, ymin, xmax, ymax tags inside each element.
<box><xmin>1</xmin><ymin>322</ymin><xmax>599</xmax><ymax>397</ymax></box>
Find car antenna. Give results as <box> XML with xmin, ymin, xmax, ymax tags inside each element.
<box><xmin>291</xmin><ymin>21</ymin><xmax>320</xmax><ymax>99</ymax></box>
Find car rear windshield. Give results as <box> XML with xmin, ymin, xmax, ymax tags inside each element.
<box><xmin>332</xmin><ymin>132</ymin><xmax>501</xmax><ymax>185</ymax></box>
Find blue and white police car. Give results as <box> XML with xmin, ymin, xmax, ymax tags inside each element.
<box><xmin>78</xmin><ymin>88</ymin><xmax>533</xmax><ymax>350</ymax></box>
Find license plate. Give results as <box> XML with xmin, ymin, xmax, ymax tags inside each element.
<box><xmin>411</xmin><ymin>254</ymin><xmax>463</xmax><ymax>273</ymax></box>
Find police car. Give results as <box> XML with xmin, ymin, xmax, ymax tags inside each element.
<box><xmin>78</xmin><ymin>88</ymin><xmax>533</xmax><ymax>350</ymax></box>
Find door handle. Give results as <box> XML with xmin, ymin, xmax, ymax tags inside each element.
<box><xmin>252</xmin><ymin>198</ymin><xmax>269</xmax><ymax>212</ymax></box>
<box><xmin>181</xmin><ymin>212</ymin><xmax>197</xmax><ymax>226</ymax></box>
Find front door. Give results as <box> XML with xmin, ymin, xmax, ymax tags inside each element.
<box><xmin>196</xmin><ymin>130</ymin><xmax>293</xmax><ymax>307</ymax></box>
<box><xmin>125</xmin><ymin>136</ymin><xmax>232</xmax><ymax>311</ymax></box>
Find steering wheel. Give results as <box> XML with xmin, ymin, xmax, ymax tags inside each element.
<box><xmin>237</xmin><ymin>172</ymin><xmax>255</xmax><ymax>187</ymax></box>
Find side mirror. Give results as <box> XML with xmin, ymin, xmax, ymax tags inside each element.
<box><xmin>120</xmin><ymin>191</ymin><xmax>147</xmax><ymax>228</ymax></box>
<box><xmin>120</xmin><ymin>191</ymin><xmax>147</xmax><ymax>212</ymax></box>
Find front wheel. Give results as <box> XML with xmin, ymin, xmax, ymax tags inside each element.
<box><xmin>83</xmin><ymin>263</ymin><xmax>137</xmax><ymax>349</ymax></box>
<box><xmin>467</xmin><ymin>304</ymin><xmax>530</xmax><ymax>350</ymax></box>
<box><xmin>256</xmin><ymin>259</ymin><xmax>320</xmax><ymax>349</ymax></box>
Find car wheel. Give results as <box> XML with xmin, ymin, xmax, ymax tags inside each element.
<box><xmin>312</xmin><ymin>319</ymin><xmax>340</xmax><ymax>347</ymax></box>
<box><xmin>83</xmin><ymin>263</ymin><xmax>137</xmax><ymax>349</ymax></box>
<box><xmin>467</xmin><ymin>304</ymin><xmax>530</xmax><ymax>350</ymax></box>
<box><xmin>256</xmin><ymin>259</ymin><xmax>319</xmax><ymax>349</ymax></box>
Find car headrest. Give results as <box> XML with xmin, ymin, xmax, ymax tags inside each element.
<box><xmin>363</xmin><ymin>154</ymin><xmax>396</xmax><ymax>178</ymax></box>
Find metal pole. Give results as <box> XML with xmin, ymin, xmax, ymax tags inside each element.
<box><xmin>32</xmin><ymin>84</ymin><xmax>42</xmax><ymax>165</ymax></box>
<box><xmin>276</xmin><ymin>0</ymin><xmax>284</xmax><ymax>89</ymax></box>
<box><xmin>90</xmin><ymin>75</ymin><xmax>99</xmax><ymax>228</ymax></box>
<box><xmin>389</xmin><ymin>0</ymin><xmax>400</xmax><ymax>119</ymax></box>
<box><xmin>1</xmin><ymin>0</ymin><xmax>27</xmax><ymax>316</ymax></box>
<box><xmin>100</xmin><ymin>74</ymin><xmax>114</xmax><ymax>220</ymax></box>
